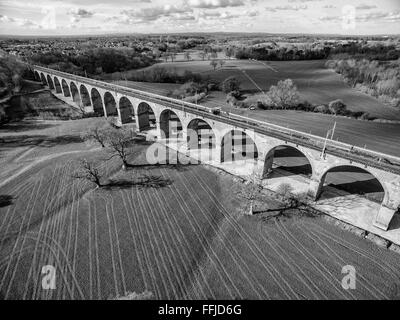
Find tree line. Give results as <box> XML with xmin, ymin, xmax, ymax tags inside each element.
<box><xmin>29</xmin><ymin>48</ymin><xmax>156</xmax><ymax>76</ymax></box>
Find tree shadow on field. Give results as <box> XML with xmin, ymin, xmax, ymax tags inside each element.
<box><xmin>0</xmin><ymin>134</ymin><xmax>82</xmax><ymax>149</ymax></box>
<box><xmin>126</xmin><ymin>163</ymin><xmax>197</xmax><ymax>172</ymax></box>
<box><xmin>0</xmin><ymin>121</ymin><xmax>58</xmax><ymax>133</ymax></box>
<box><xmin>104</xmin><ymin>175</ymin><xmax>173</xmax><ymax>190</ymax></box>
<box><xmin>0</xmin><ymin>195</ymin><xmax>14</xmax><ymax>208</ymax></box>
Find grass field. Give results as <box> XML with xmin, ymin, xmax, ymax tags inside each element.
<box><xmin>1</xmin><ymin>119</ymin><xmax>400</xmax><ymax>300</ymax></box>
<box><xmin>126</xmin><ymin>59</ymin><xmax>400</xmax><ymax>121</ymax></box>
<box><xmin>110</xmin><ymin>59</ymin><xmax>400</xmax><ymax>157</ymax></box>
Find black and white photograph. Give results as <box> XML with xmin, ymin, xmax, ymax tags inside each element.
<box><xmin>0</xmin><ymin>0</ymin><xmax>400</xmax><ymax>307</ymax></box>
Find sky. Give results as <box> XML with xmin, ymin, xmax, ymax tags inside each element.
<box><xmin>0</xmin><ymin>0</ymin><xmax>399</xmax><ymax>36</ymax></box>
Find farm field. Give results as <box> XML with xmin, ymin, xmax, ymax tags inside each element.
<box><xmin>109</xmin><ymin>59</ymin><xmax>400</xmax><ymax>157</ymax></box>
<box><xmin>127</xmin><ymin>59</ymin><xmax>400</xmax><ymax>121</ymax></box>
<box><xmin>1</xmin><ymin>119</ymin><xmax>400</xmax><ymax>300</ymax></box>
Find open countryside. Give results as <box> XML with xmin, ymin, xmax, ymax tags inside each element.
<box><xmin>1</xmin><ymin>0</ymin><xmax>400</xmax><ymax>302</ymax></box>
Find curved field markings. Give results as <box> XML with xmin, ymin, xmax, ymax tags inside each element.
<box><xmin>297</xmin><ymin>223</ymin><xmax>388</xmax><ymax>299</ymax></box>
<box><xmin>170</xmin><ymin>169</ymin><xmax>270</xmax><ymax>299</ymax></box>
<box><xmin>145</xmin><ymin>183</ymin><xmax>214</xmax><ymax>299</ymax></box>
<box><xmin>22</xmin><ymin>163</ymin><xmax>64</xmax><ymax>299</ymax></box>
<box><xmin>256</xmin><ymin>222</ymin><xmax>326</xmax><ymax>299</ymax></box>
<box><xmin>132</xmin><ymin>183</ymin><xmax>174</xmax><ymax>298</ymax></box>
<box><xmin>119</xmin><ymin>191</ymin><xmax>151</xmax><ymax>294</ymax></box>
<box><xmin>137</xmin><ymin>186</ymin><xmax>188</xmax><ymax>298</ymax></box>
<box><xmin>98</xmin><ymin>193</ymin><xmax>127</xmax><ymax>297</ymax></box>
<box><xmin>184</xmin><ymin>168</ymin><xmax>299</xmax><ymax>299</ymax></box>
<box><xmin>135</xmin><ymin>188</ymin><xmax>179</xmax><ymax>299</ymax></box>
<box><xmin>275</xmin><ymin>219</ymin><xmax>355</xmax><ymax>299</ymax></box>
<box><xmin>146</xmin><ymin>180</ymin><xmax>214</xmax><ymax>299</ymax></box>
<box><xmin>300</xmin><ymin>220</ymin><xmax>400</xmax><ymax>288</ymax></box>
<box><xmin>160</xmin><ymin>168</ymin><xmax>243</xmax><ymax>299</ymax></box>
<box><xmin>0</xmin><ymin>176</ymin><xmax>44</xmax><ymax>297</ymax></box>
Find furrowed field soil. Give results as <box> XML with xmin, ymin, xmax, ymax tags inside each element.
<box><xmin>1</xmin><ymin>119</ymin><xmax>400</xmax><ymax>300</ymax></box>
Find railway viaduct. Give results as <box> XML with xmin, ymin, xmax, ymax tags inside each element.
<box><xmin>33</xmin><ymin>66</ymin><xmax>400</xmax><ymax>231</ymax></box>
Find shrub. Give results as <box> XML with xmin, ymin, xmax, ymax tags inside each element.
<box><xmin>314</xmin><ymin>105</ymin><xmax>330</xmax><ymax>114</ymax></box>
<box><xmin>328</xmin><ymin>99</ymin><xmax>347</xmax><ymax>115</ymax></box>
<box><xmin>221</xmin><ymin>76</ymin><xmax>241</xmax><ymax>94</ymax></box>
<box><xmin>267</xmin><ymin>79</ymin><xmax>299</xmax><ymax>109</ymax></box>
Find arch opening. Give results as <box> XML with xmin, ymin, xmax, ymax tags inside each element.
<box><xmin>137</xmin><ymin>102</ymin><xmax>156</xmax><ymax>132</ymax></box>
<box><xmin>40</xmin><ymin>73</ymin><xmax>47</xmax><ymax>86</ymax></box>
<box><xmin>46</xmin><ymin>75</ymin><xmax>54</xmax><ymax>90</ymax></box>
<box><xmin>316</xmin><ymin>165</ymin><xmax>385</xmax><ymax>204</ymax></box>
<box><xmin>54</xmin><ymin>77</ymin><xmax>62</xmax><ymax>93</ymax></box>
<box><xmin>80</xmin><ymin>85</ymin><xmax>91</xmax><ymax>107</ymax></box>
<box><xmin>34</xmin><ymin>71</ymin><xmax>40</xmax><ymax>81</ymax></box>
<box><xmin>119</xmin><ymin>97</ymin><xmax>135</xmax><ymax>124</ymax></box>
<box><xmin>187</xmin><ymin>119</ymin><xmax>216</xmax><ymax>151</ymax></box>
<box><xmin>70</xmin><ymin>82</ymin><xmax>80</xmax><ymax>105</ymax></box>
<box><xmin>91</xmin><ymin>88</ymin><xmax>104</xmax><ymax>116</ymax></box>
<box><xmin>104</xmin><ymin>92</ymin><xmax>118</xmax><ymax>116</ymax></box>
<box><xmin>220</xmin><ymin>130</ymin><xmax>258</xmax><ymax>163</ymax></box>
<box><xmin>160</xmin><ymin>109</ymin><xmax>183</xmax><ymax>139</ymax></box>
<box><xmin>262</xmin><ymin>145</ymin><xmax>312</xmax><ymax>179</ymax></box>
<box><xmin>61</xmin><ymin>79</ymin><xmax>70</xmax><ymax>97</ymax></box>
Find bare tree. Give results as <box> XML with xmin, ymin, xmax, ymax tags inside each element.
<box><xmin>106</xmin><ymin>128</ymin><xmax>137</xmax><ymax>170</ymax></box>
<box><xmin>267</xmin><ymin>79</ymin><xmax>299</xmax><ymax>109</ymax></box>
<box><xmin>210</xmin><ymin>59</ymin><xmax>218</xmax><ymax>71</ymax></box>
<box><xmin>209</xmin><ymin>51</ymin><xmax>218</xmax><ymax>60</ymax></box>
<box><xmin>72</xmin><ymin>159</ymin><xmax>103</xmax><ymax>188</ymax></box>
<box><xmin>184</xmin><ymin>51</ymin><xmax>191</xmax><ymax>61</ymax></box>
<box><xmin>235</xmin><ymin>169</ymin><xmax>262</xmax><ymax>215</ymax></box>
<box><xmin>170</xmin><ymin>52</ymin><xmax>177</xmax><ymax>62</ymax></box>
<box><xmin>81</xmin><ymin>125</ymin><xmax>108</xmax><ymax>148</ymax></box>
<box><xmin>198</xmin><ymin>51</ymin><xmax>207</xmax><ymax>61</ymax></box>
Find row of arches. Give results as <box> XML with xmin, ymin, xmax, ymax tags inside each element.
<box><xmin>34</xmin><ymin>70</ymin><xmax>386</xmax><ymax>204</ymax></box>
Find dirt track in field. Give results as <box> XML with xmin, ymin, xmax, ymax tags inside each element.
<box><xmin>1</xmin><ymin>119</ymin><xmax>400</xmax><ymax>300</ymax></box>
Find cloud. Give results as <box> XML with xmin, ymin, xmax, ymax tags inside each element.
<box><xmin>319</xmin><ymin>10</ymin><xmax>400</xmax><ymax>23</ymax></box>
<box><xmin>356</xmin><ymin>4</ymin><xmax>377</xmax><ymax>10</ymax></box>
<box><xmin>0</xmin><ymin>14</ymin><xmax>41</xmax><ymax>29</ymax></box>
<box><xmin>357</xmin><ymin>10</ymin><xmax>400</xmax><ymax>22</ymax></box>
<box><xmin>288</xmin><ymin>0</ymin><xmax>321</xmax><ymax>2</ymax></box>
<box><xmin>323</xmin><ymin>5</ymin><xmax>336</xmax><ymax>9</ymax></box>
<box><xmin>118</xmin><ymin>4</ymin><xmax>194</xmax><ymax>24</ymax></box>
<box><xmin>186</xmin><ymin>0</ymin><xmax>244</xmax><ymax>9</ymax></box>
<box><xmin>68</xmin><ymin>8</ymin><xmax>95</xmax><ymax>19</ymax></box>
<box><xmin>67</xmin><ymin>8</ymin><xmax>95</xmax><ymax>23</ymax></box>
<box><xmin>0</xmin><ymin>15</ymin><xmax>15</xmax><ymax>23</ymax></box>
<box><xmin>265</xmin><ymin>4</ymin><xmax>307</xmax><ymax>12</ymax></box>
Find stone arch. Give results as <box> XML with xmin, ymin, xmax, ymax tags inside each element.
<box><xmin>220</xmin><ymin>129</ymin><xmax>258</xmax><ymax>163</ymax></box>
<box><xmin>262</xmin><ymin>145</ymin><xmax>313</xmax><ymax>179</ymax></box>
<box><xmin>46</xmin><ymin>75</ymin><xmax>54</xmax><ymax>90</ymax></box>
<box><xmin>70</xmin><ymin>82</ymin><xmax>80</xmax><ymax>105</ymax></box>
<box><xmin>40</xmin><ymin>73</ymin><xmax>47</xmax><ymax>85</ymax></box>
<box><xmin>315</xmin><ymin>165</ymin><xmax>386</xmax><ymax>204</ymax></box>
<box><xmin>34</xmin><ymin>71</ymin><xmax>40</xmax><ymax>81</ymax></box>
<box><xmin>119</xmin><ymin>96</ymin><xmax>135</xmax><ymax>124</ymax></box>
<box><xmin>61</xmin><ymin>79</ymin><xmax>70</xmax><ymax>97</ymax></box>
<box><xmin>187</xmin><ymin>118</ymin><xmax>216</xmax><ymax>151</ymax></box>
<box><xmin>160</xmin><ymin>109</ymin><xmax>183</xmax><ymax>139</ymax></box>
<box><xmin>54</xmin><ymin>77</ymin><xmax>62</xmax><ymax>93</ymax></box>
<box><xmin>104</xmin><ymin>92</ymin><xmax>118</xmax><ymax>116</ymax></box>
<box><xmin>137</xmin><ymin>102</ymin><xmax>156</xmax><ymax>131</ymax></box>
<box><xmin>79</xmin><ymin>85</ymin><xmax>91</xmax><ymax>107</ymax></box>
<box><xmin>91</xmin><ymin>88</ymin><xmax>104</xmax><ymax>116</ymax></box>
